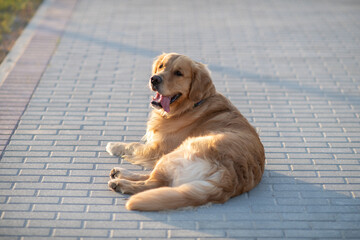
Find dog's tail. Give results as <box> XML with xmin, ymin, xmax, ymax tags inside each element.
<box><xmin>125</xmin><ymin>181</ymin><xmax>224</xmax><ymax>211</ymax></box>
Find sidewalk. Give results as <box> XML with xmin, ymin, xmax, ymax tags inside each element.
<box><xmin>0</xmin><ymin>0</ymin><xmax>359</xmax><ymax>239</ymax></box>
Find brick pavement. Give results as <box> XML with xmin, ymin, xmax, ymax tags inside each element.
<box><xmin>0</xmin><ymin>0</ymin><xmax>77</xmax><ymax>157</ymax></box>
<box><xmin>0</xmin><ymin>0</ymin><xmax>360</xmax><ymax>239</ymax></box>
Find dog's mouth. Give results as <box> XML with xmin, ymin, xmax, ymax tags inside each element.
<box><xmin>151</xmin><ymin>92</ymin><xmax>182</xmax><ymax>113</ymax></box>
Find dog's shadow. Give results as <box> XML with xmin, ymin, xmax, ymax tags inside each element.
<box><xmin>111</xmin><ymin>169</ymin><xmax>359</xmax><ymax>238</ymax></box>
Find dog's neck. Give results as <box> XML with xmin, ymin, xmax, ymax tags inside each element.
<box><xmin>158</xmin><ymin>98</ymin><xmax>208</xmax><ymax>119</ymax></box>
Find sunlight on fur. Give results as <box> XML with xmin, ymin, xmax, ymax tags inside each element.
<box><xmin>106</xmin><ymin>53</ymin><xmax>265</xmax><ymax>211</ymax></box>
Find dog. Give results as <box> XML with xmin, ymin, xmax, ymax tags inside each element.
<box><xmin>106</xmin><ymin>53</ymin><xmax>265</xmax><ymax>211</ymax></box>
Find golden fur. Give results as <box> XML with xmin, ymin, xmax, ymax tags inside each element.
<box><xmin>107</xmin><ymin>53</ymin><xmax>265</xmax><ymax>211</ymax></box>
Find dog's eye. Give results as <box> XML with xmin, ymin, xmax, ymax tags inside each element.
<box><xmin>174</xmin><ymin>70</ymin><xmax>183</xmax><ymax>77</ymax></box>
<box><xmin>159</xmin><ymin>64</ymin><xmax>163</xmax><ymax>69</ymax></box>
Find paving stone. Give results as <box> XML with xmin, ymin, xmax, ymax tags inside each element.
<box><xmin>27</xmin><ymin>219</ymin><xmax>82</xmax><ymax>228</ymax></box>
<box><xmin>53</xmin><ymin>229</ymin><xmax>109</xmax><ymax>237</ymax></box>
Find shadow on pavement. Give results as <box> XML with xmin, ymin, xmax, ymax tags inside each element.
<box><xmin>111</xmin><ymin>170</ymin><xmax>360</xmax><ymax>239</ymax></box>
<box><xmin>36</xmin><ymin>23</ymin><xmax>360</xmax><ymax>107</ymax></box>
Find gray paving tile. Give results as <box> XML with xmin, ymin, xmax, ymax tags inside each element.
<box><xmin>0</xmin><ymin>0</ymin><xmax>360</xmax><ymax>239</ymax></box>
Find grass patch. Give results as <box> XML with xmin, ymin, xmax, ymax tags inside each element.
<box><xmin>0</xmin><ymin>0</ymin><xmax>43</xmax><ymax>63</ymax></box>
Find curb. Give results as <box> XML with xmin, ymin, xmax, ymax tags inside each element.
<box><xmin>0</xmin><ymin>0</ymin><xmax>54</xmax><ymax>86</ymax></box>
<box><xmin>0</xmin><ymin>0</ymin><xmax>77</xmax><ymax>157</ymax></box>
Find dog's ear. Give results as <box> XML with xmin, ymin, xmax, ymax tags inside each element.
<box><xmin>152</xmin><ymin>53</ymin><xmax>167</xmax><ymax>75</ymax></box>
<box><xmin>189</xmin><ymin>62</ymin><xmax>216</xmax><ymax>103</ymax></box>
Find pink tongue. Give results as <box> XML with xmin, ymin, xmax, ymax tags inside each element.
<box><xmin>160</xmin><ymin>95</ymin><xmax>171</xmax><ymax>113</ymax></box>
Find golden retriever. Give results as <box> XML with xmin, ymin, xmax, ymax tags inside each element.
<box><xmin>106</xmin><ymin>53</ymin><xmax>265</xmax><ymax>211</ymax></box>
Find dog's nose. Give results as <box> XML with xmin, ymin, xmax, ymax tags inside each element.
<box><xmin>151</xmin><ymin>75</ymin><xmax>162</xmax><ymax>87</ymax></box>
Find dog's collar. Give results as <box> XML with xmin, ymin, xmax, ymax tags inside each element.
<box><xmin>193</xmin><ymin>99</ymin><xmax>205</xmax><ymax>108</ymax></box>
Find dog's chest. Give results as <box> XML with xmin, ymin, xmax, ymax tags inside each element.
<box><xmin>146</xmin><ymin>128</ymin><xmax>192</xmax><ymax>152</ymax></box>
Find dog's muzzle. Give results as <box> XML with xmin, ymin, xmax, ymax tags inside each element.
<box><xmin>150</xmin><ymin>75</ymin><xmax>162</xmax><ymax>91</ymax></box>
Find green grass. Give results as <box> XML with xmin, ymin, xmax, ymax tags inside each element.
<box><xmin>0</xmin><ymin>0</ymin><xmax>43</xmax><ymax>62</ymax></box>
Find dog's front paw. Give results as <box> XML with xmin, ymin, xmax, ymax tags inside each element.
<box><xmin>108</xmin><ymin>179</ymin><xmax>132</xmax><ymax>194</ymax></box>
<box><xmin>106</xmin><ymin>142</ymin><xmax>127</xmax><ymax>156</ymax></box>
<box><xmin>108</xmin><ymin>179</ymin><xmax>123</xmax><ymax>192</ymax></box>
<box><xmin>110</xmin><ymin>167</ymin><xmax>124</xmax><ymax>179</ymax></box>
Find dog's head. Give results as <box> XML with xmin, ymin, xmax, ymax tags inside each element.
<box><xmin>150</xmin><ymin>53</ymin><xmax>216</xmax><ymax>115</ymax></box>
